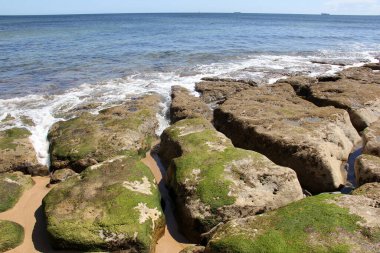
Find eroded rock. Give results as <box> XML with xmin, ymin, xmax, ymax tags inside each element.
<box><xmin>195</xmin><ymin>78</ymin><xmax>256</xmax><ymax>104</ymax></box>
<box><xmin>355</xmin><ymin>154</ymin><xmax>380</xmax><ymax>186</ymax></box>
<box><xmin>48</xmin><ymin>95</ymin><xmax>161</xmax><ymax>173</ymax></box>
<box><xmin>170</xmin><ymin>86</ymin><xmax>212</xmax><ymax>123</ymax></box>
<box><xmin>159</xmin><ymin>118</ymin><xmax>303</xmax><ymax>241</ymax></box>
<box><xmin>49</xmin><ymin>168</ymin><xmax>77</xmax><ymax>185</ymax></box>
<box><xmin>205</xmin><ymin>194</ymin><xmax>380</xmax><ymax>253</ymax></box>
<box><xmin>363</xmin><ymin>120</ymin><xmax>380</xmax><ymax>157</ymax></box>
<box><xmin>214</xmin><ymin>84</ymin><xmax>361</xmax><ymax>193</ymax></box>
<box><xmin>0</xmin><ymin>128</ymin><xmax>48</xmax><ymax>176</ymax></box>
<box><xmin>43</xmin><ymin>156</ymin><xmax>165</xmax><ymax>252</ymax></box>
<box><xmin>352</xmin><ymin>182</ymin><xmax>380</xmax><ymax>203</ymax></box>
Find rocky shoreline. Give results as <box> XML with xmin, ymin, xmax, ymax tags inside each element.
<box><xmin>1</xmin><ymin>63</ymin><xmax>380</xmax><ymax>252</ymax></box>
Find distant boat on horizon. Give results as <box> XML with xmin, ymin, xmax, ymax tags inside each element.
<box><xmin>321</xmin><ymin>13</ymin><xmax>330</xmax><ymax>16</ymax></box>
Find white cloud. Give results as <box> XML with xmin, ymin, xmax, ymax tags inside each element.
<box><xmin>324</xmin><ymin>0</ymin><xmax>380</xmax><ymax>14</ymax></box>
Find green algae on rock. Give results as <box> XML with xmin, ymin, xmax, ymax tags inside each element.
<box><xmin>48</xmin><ymin>95</ymin><xmax>161</xmax><ymax>173</ymax></box>
<box><xmin>159</xmin><ymin>118</ymin><xmax>303</xmax><ymax>241</ymax></box>
<box><xmin>0</xmin><ymin>128</ymin><xmax>48</xmax><ymax>176</ymax></box>
<box><xmin>0</xmin><ymin>220</ymin><xmax>24</xmax><ymax>252</ymax></box>
<box><xmin>43</xmin><ymin>155</ymin><xmax>165</xmax><ymax>252</ymax></box>
<box><xmin>0</xmin><ymin>172</ymin><xmax>34</xmax><ymax>212</ymax></box>
<box><xmin>205</xmin><ymin>194</ymin><xmax>380</xmax><ymax>253</ymax></box>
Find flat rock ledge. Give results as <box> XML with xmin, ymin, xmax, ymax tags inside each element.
<box><xmin>48</xmin><ymin>94</ymin><xmax>161</xmax><ymax>173</ymax></box>
<box><xmin>204</xmin><ymin>194</ymin><xmax>380</xmax><ymax>253</ymax></box>
<box><xmin>214</xmin><ymin>83</ymin><xmax>360</xmax><ymax>193</ymax></box>
<box><xmin>159</xmin><ymin>118</ymin><xmax>303</xmax><ymax>242</ymax></box>
<box><xmin>195</xmin><ymin>77</ymin><xmax>257</xmax><ymax>104</ymax></box>
<box><xmin>170</xmin><ymin>86</ymin><xmax>212</xmax><ymax>124</ymax></box>
<box><xmin>0</xmin><ymin>128</ymin><xmax>48</xmax><ymax>176</ymax></box>
<box><xmin>280</xmin><ymin>66</ymin><xmax>380</xmax><ymax>132</ymax></box>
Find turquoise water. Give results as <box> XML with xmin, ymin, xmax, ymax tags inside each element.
<box><xmin>0</xmin><ymin>13</ymin><xmax>379</xmax><ymax>165</ymax></box>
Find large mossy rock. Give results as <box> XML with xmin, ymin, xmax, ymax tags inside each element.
<box><xmin>159</xmin><ymin>118</ymin><xmax>303</xmax><ymax>241</ymax></box>
<box><xmin>205</xmin><ymin>194</ymin><xmax>380</xmax><ymax>253</ymax></box>
<box><xmin>43</xmin><ymin>156</ymin><xmax>165</xmax><ymax>252</ymax></box>
<box><xmin>0</xmin><ymin>172</ymin><xmax>34</xmax><ymax>212</ymax></box>
<box><xmin>195</xmin><ymin>77</ymin><xmax>256</xmax><ymax>104</ymax></box>
<box><xmin>0</xmin><ymin>220</ymin><xmax>24</xmax><ymax>252</ymax></box>
<box><xmin>214</xmin><ymin>84</ymin><xmax>360</xmax><ymax>193</ymax></box>
<box><xmin>287</xmin><ymin>67</ymin><xmax>380</xmax><ymax>132</ymax></box>
<box><xmin>49</xmin><ymin>95</ymin><xmax>161</xmax><ymax>173</ymax></box>
<box><xmin>170</xmin><ymin>86</ymin><xmax>212</xmax><ymax>124</ymax></box>
<box><xmin>0</xmin><ymin>128</ymin><xmax>48</xmax><ymax>176</ymax></box>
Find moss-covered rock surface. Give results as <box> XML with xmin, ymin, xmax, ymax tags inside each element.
<box><xmin>0</xmin><ymin>172</ymin><xmax>34</xmax><ymax>212</ymax></box>
<box><xmin>206</xmin><ymin>194</ymin><xmax>380</xmax><ymax>253</ymax></box>
<box><xmin>159</xmin><ymin>118</ymin><xmax>303</xmax><ymax>241</ymax></box>
<box><xmin>0</xmin><ymin>128</ymin><xmax>48</xmax><ymax>175</ymax></box>
<box><xmin>43</xmin><ymin>155</ymin><xmax>165</xmax><ymax>252</ymax></box>
<box><xmin>48</xmin><ymin>95</ymin><xmax>161</xmax><ymax>173</ymax></box>
<box><xmin>0</xmin><ymin>220</ymin><xmax>24</xmax><ymax>252</ymax></box>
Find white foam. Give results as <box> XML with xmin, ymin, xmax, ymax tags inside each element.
<box><xmin>0</xmin><ymin>50</ymin><xmax>377</xmax><ymax>167</ymax></box>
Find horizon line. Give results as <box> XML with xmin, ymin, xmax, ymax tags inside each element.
<box><xmin>1</xmin><ymin>11</ymin><xmax>379</xmax><ymax>17</ymax></box>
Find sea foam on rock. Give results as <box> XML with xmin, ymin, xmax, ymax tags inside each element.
<box><xmin>43</xmin><ymin>95</ymin><xmax>165</xmax><ymax>252</ymax></box>
<box><xmin>170</xmin><ymin>86</ymin><xmax>212</xmax><ymax>124</ymax></box>
<box><xmin>0</xmin><ymin>128</ymin><xmax>48</xmax><ymax>176</ymax></box>
<box><xmin>214</xmin><ymin>83</ymin><xmax>360</xmax><ymax>193</ymax></box>
<box><xmin>159</xmin><ymin>118</ymin><xmax>303</xmax><ymax>241</ymax></box>
<box><xmin>48</xmin><ymin>94</ymin><xmax>161</xmax><ymax>173</ymax></box>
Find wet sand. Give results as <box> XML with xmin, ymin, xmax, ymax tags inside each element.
<box><xmin>0</xmin><ymin>177</ymin><xmax>51</xmax><ymax>253</ymax></box>
<box><xmin>142</xmin><ymin>150</ymin><xmax>193</xmax><ymax>253</ymax></box>
<box><xmin>0</xmin><ymin>148</ymin><xmax>191</xmax><ymax>253</ymax></box>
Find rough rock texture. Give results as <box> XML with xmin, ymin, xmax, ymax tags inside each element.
<box><xmin>180</xmin><ymin>246</ymin><xmax>205</xmax><ymax>253</ymax></box>
<box><xmin>43</xmin><ymin>156</ymin><xmax>165</xmax><ymax>252</ymax></box>
<box><xmin>49</xmin><ymin>95</ymin><xmax>161</xmax><ymax>173</ymax></box>
<box><xmin>355</xmin><ymin>154</ymin><xmax>380</xmax><ymax>186</ymax></box>
<box><xmin>0</xmin><ymin>128</ymin><xmax>48</xmax><ymax>176</ymax></box>
<box><xmin>338</xmin><ymin>66</ymin><xmax>380</xmax><ymax>84</ymax></box>
<box><xmin>195</xmin><ymin>78</ymin><xmax>256</xmax><ymax>104</ymax></box>
<box><xmin>214</xmin><ymin>84</ymin><xmax>360</xmax><ymax>193</ymax></box>
<box><xmin>362</xmin><ymin>120</ymin><xmax>380</xmax><ymax>157</ymax></box>
<box><xmin>287</xmin><ymin>67</ymin><xmax>380</xmax><ymax>131</ymax></box>
<box><xmin>205</xmin><ymin>194</ymin><xmax>380</xmax><ymax>253</ymax></box>
<box><xmin>159</xmin><ymin>118</ymin><xmax>303</xmax><ymax>241</ymax></box>
<box><xmin>0</xmin><ymin>220</ymin><xmax>24</xmax><ymax>252</ymax></box>
<box><xmin>364</xmin><ymin>63</ymin><xmax>380</xmax><ymax>71</ymax></box>
<box><xmin>352</xmin><ymin>182</ymin><xmax>380</xmax><ymax>203</ymax></box>
<box><xmin>0</xmin><ymin>172</ymin><xmax>34</xmax><ymax>212</ymax></box>
<box><xmin>170</xmin><ymin>86</ymin><xmax>212</xmax><ymax>123</ymax></box>
<box><xmin>49</xmin><ymin>169</ymin><xmax>77</xmax><ymax>184</ymax></box>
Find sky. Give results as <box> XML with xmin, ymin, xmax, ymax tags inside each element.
<box><xmin>0</xmin><ymin>0</ymin><xmax>380</xmax><ymax>15</ymax></box>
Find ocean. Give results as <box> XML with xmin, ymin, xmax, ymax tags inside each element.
<box><xmin>0</xmin><ymin>13</ymin><xmax>379</xmax><ymax>165</ymax></box>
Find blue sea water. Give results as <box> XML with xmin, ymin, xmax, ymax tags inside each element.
<box><xmin>0</xmin><ymin>13</ymin><xmax>379</xmax><ymax>164</ymax></box>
